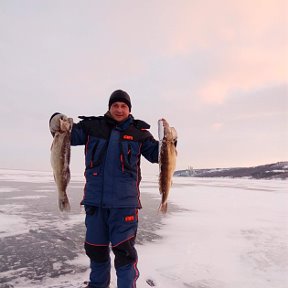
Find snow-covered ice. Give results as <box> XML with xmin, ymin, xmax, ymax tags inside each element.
<box><xmin>138</xmin><ymin>177</ymin><xmax>288</xmax><ymax>288</ymax></box>
<box><xmin>0</xmin><ymin>170</ymin><xmax>287</xmax><ymax>288</ymax></box>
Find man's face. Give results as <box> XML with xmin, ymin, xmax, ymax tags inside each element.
<box><xmin>109</xmin><ymin>102</ymin><xmax>130</xmax><ymax>122</ymax></box>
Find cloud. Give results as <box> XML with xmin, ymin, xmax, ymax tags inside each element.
<box><xmin>211</xmin><ymin>122</ymin><xmax>224</xmax><ymax>132</ymax></box>
<box><xmin>0</xmin><ymin>0</ymin><xmax>286</xmax><ymax>172</ymax></box>
<box><xmin>141</xmin><ymin>0</ymin><xmax>287</xmax><ymax>106</ymax></box>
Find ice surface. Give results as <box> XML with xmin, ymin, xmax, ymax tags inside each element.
<box><xmin>0</xmin><ymin>214</ymin><xmax>28</xmax><ymax>238</ymax></box>
<box><xmin>138</xmin><ymin>177</ymin><xmax>288</xmax><ymax>288</ymax></box>
<box><xmin>0</xmin><ymin>171</ymin><xmax>287</xmax><ymax>288</ymax></box>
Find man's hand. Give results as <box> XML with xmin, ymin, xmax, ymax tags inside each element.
<box><xmin>49</xmin><ymin>113</ymin><xmax>70</xmax><ymax>136</ymax></box>
<box><xmin>160</xmin><ymin>118</ymin><xmax>170</xmax><ymax>135</ymax></box>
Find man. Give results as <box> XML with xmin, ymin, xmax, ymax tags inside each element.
<box><xmin>49</xmin><ymin>90</ymin><xmax>169</xmax><ymax>288</ymax></box>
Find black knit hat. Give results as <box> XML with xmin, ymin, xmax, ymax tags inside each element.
<box><xmin>108</xmin><ymin>89</ymin><xmax>132</xmax><ymax>111</ymax></box>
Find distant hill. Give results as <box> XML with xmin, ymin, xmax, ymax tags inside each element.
<box><xmin>174</xmin><ymin>162</ymin><xmax>288</xmax><ymax>180</ymax></box>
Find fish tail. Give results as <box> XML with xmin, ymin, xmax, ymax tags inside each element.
<box><xmin>158</xmin><ymin>202</ymin><xmax>168</xmax><ymax>214</ymax></box>
<box><xmin>58</xmin><ymin>194</ymin><xmax>71</xmax><ymax>212</ymax></box>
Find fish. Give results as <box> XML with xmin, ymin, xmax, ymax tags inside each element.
<box><xmin>50</xmin><ymin>116</ymin><xmax>73</xmax><ymax>212</ymax></box>
<box><xmin>158</xmin><ymin>119</ymin><xmax>177</xmax><ymax>213</ymax></box>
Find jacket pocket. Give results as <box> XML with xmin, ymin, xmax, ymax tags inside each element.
<box><xmin>85</xmin><ymin>205</ymin><xmax>96</xmax><ymax>215</ymax></box>
<box><xmin>89</xmin><ymin>141</ymin><xmax>99</xmax><ymax>168</ymax></box>
<box><xmin>120</xmin><ymin>142</ymin><xmax>135</xmax><ymax>173</ymax></box>
<box><xmin>86</xmin><ymin>139</ymin><xmax>108</xmax><ymax>169</ymax></box>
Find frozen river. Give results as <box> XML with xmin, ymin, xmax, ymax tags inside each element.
<box><xmin>0</xmin><ymin>169</ymin><xmax>287</xmax><ymax>288</ymax></box>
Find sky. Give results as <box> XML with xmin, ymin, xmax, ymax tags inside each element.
<box><xmin>0</xmin><ymin>0</ymin><xmax>287</xmax><ymax>174</ymax></box>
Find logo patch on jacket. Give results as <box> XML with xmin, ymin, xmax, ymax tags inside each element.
<box><xmin>124</xmin><ymin>215</ymin><xmax>135</xmax><ymax>222</ymax></box>
<box><xmin>123</xmin><ymin>135</ymin><xmax>134</xmax><ymax>140</ymax></box>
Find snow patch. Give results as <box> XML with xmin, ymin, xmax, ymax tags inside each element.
<box><xmin>0</xmin><ymin>214</ymin><xmax>28</xmax><ymax>237</ymax></box>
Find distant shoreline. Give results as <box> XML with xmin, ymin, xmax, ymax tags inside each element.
<box><xmin>174</xmin><ymin>161</ymin><xmax>288</xmax><ymax>180</ymax></box>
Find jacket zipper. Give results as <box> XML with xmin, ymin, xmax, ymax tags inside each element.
<box><xmin>120</xmin><ymin>154</ymin><xmax>125</xmax><ymax>172</ymax></box>
<box><xmin>90</xmin><ymin>141</ymin><xmax>99</xmax><ymax>168</ymax></box>
<box><xmin>127</xmin><ymin>144</ymin><xmax>132</xmax><ymax>165</ymax></box>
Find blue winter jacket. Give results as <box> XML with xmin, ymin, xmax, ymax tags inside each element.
<box><xmin>71</xmin><ymin>113</ymin><xmax>159</xmax><ymax>208</ymax></box>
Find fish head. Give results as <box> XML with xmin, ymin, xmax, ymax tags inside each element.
<box><xmin>158</xmin><ymin>119</ymin><xmax>165</xmax><ymax>141</ymax></box>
